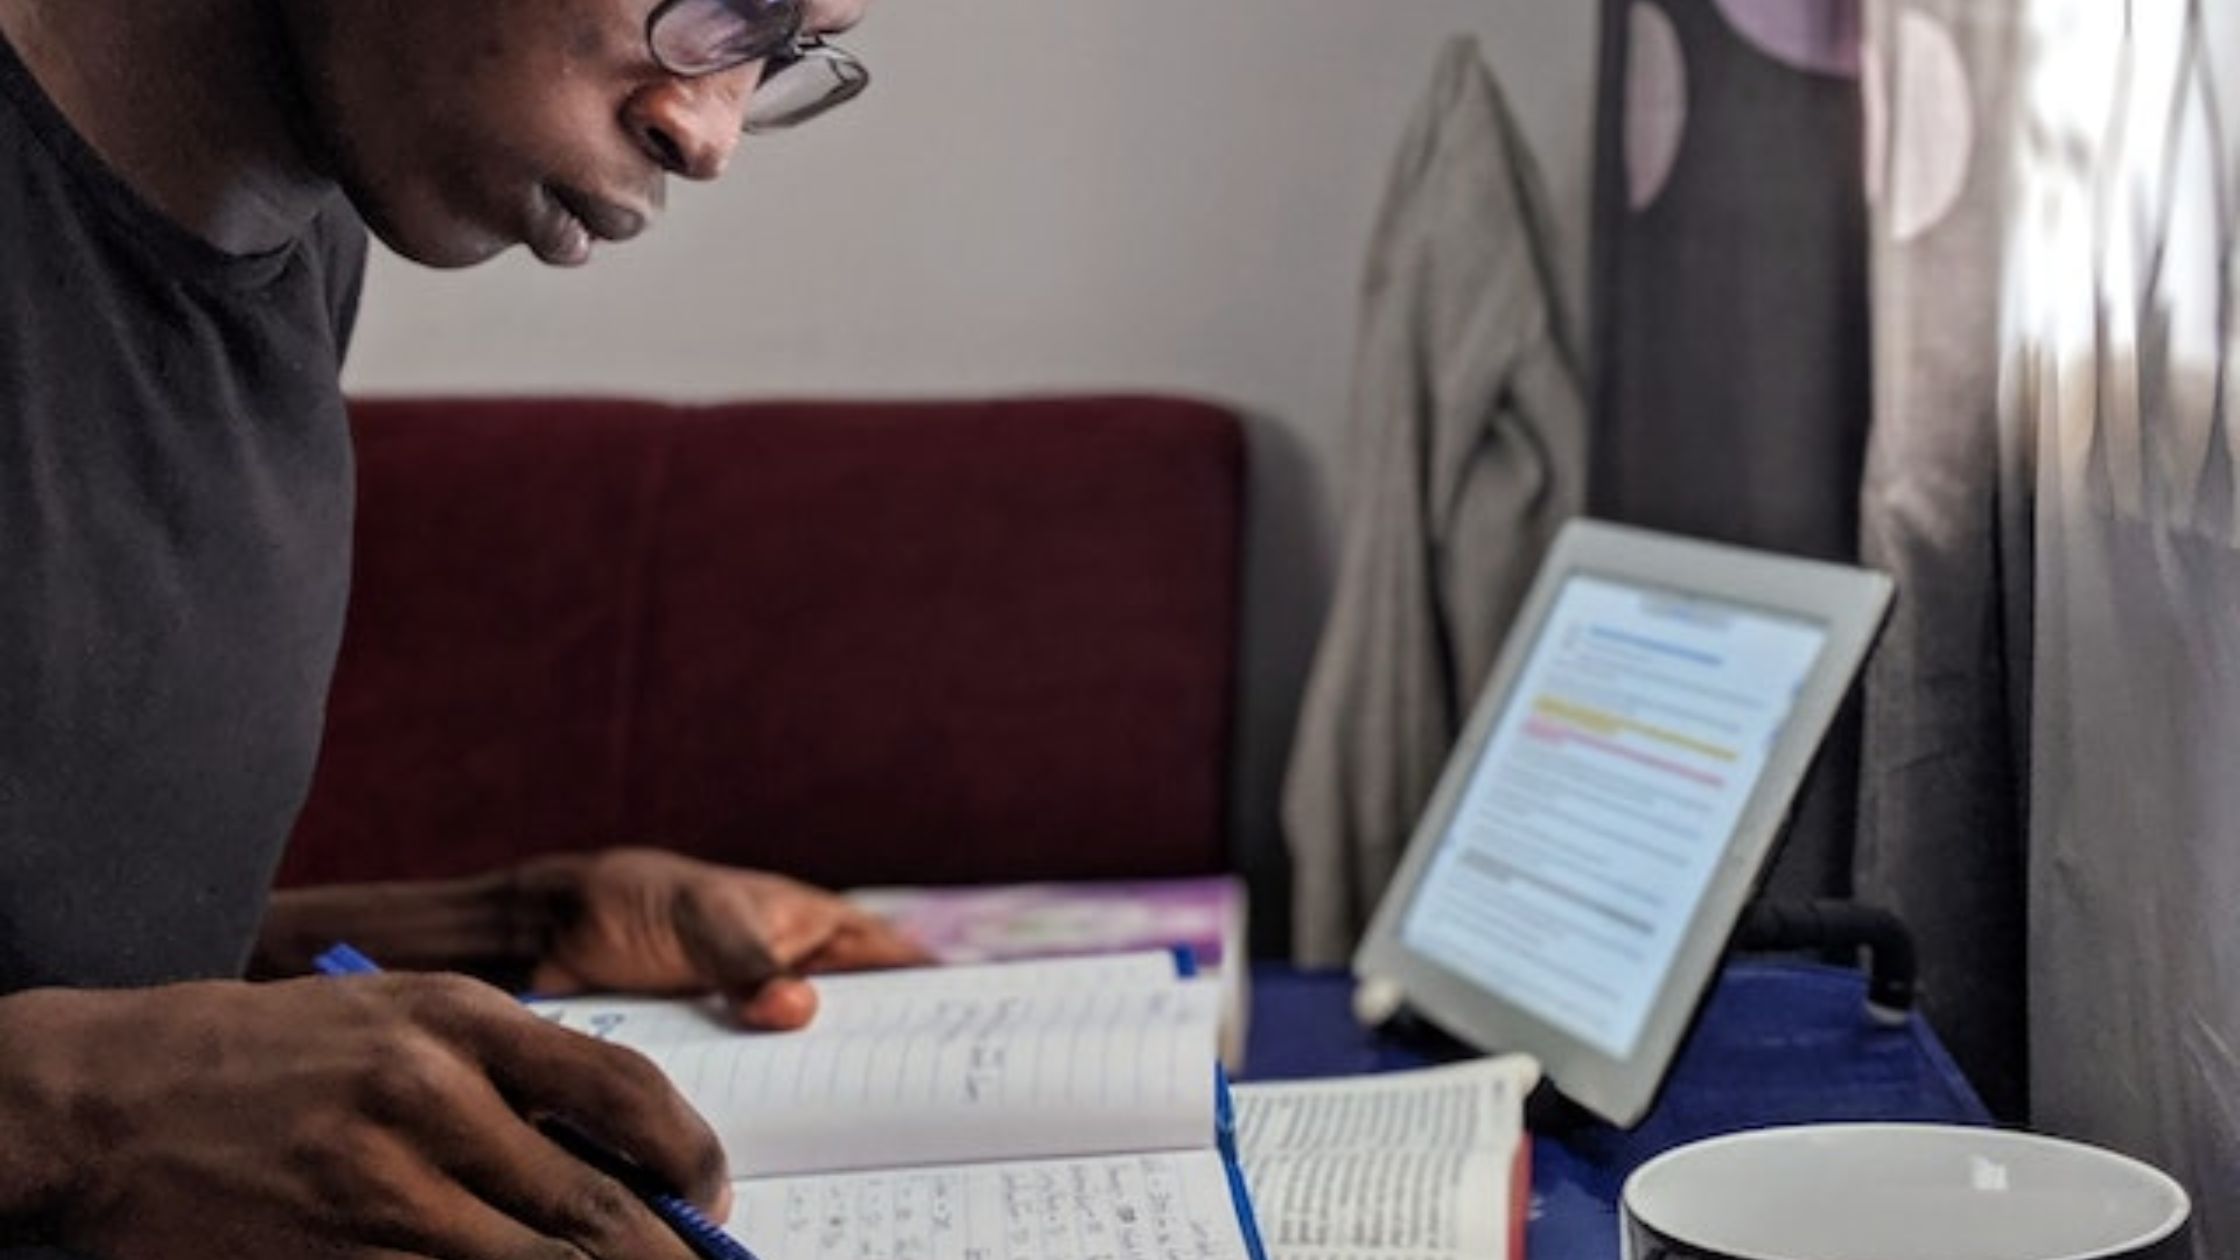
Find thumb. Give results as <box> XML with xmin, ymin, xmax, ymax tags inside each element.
<box><xmin>737</xmin><ymin>976</ymin><xmax>820</xmax><ymax>1030</ymax></box>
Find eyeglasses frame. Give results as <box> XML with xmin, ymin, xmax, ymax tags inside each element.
<box><xmin>643</xmin><ymin>0</ymin><xmax>869</xmax><ymax>131</ymax></box>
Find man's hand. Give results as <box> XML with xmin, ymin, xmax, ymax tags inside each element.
<box><xmin>0</xmin><ymin>975</ymin><xmax>727</xmax><ymax>1259</ymax></box>
<box><xmin>520</xmin><ymin>849</ymin><xmax>931</xmax><ymax>1030</ymax></box>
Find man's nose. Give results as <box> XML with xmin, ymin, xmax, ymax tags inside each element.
<box><xmin>625</xmin><ymin>67</ymin><xmax>755</xmax><ymax>180</ymax></box>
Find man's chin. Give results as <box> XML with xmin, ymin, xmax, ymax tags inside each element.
<box><xmin>389</xmin><ymin>235</ymin><xmax>515</xmax><ymax>271</ymax></box>
<box><xmin>360</xmin><ymin>213</ymin><xmax>516</xmax><ymax>271</ymax></box>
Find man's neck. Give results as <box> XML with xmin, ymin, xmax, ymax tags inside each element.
<box><xmin>0</xmin><ymin>0</ymin><xmax>333</xmax><ymax>254</ymax></box>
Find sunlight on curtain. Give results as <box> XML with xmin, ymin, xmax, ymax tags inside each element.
<box><xmin>1855</xmin><ymin>0</ymin><xmax>2033</xmax><ymax>1122</ymax></box>
<box><xmin>2004</xmin><ymin>1</ymin><xmax>2238</xmax><ymax>1252</ymax></box>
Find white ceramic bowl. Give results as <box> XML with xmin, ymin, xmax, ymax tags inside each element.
<box><xmin>1621</xmin><ymin>1123</ymin><xmax>2191</xmax><ymax>1260</ymax></box>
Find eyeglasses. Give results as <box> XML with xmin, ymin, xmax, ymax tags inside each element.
<box><xmin>646</xmin><ymin>0</ymin><xmax>870</xmax><ymax>132</ymax></box>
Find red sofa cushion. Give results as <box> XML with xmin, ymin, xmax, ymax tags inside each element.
<box><xmin>281</xmin><ymin>395</ymin><xmax>1245</xmax><ymax>890</ymax></box>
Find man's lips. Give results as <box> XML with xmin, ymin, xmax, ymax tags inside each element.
<box><xmin>554</xmin><ymin>186</ymin><xmax>650</xmax><ymax>244</ymax></box>
<box><xmin>529</xmin><ymin>186</ymin><xmax>652</xmax><ymax>265</ymax></box>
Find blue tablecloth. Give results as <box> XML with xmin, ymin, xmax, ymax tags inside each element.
<box><xmin>1241</xmin><ymin>960</ymin><xmax>1992</xmax><ymax>1259</ymax></box>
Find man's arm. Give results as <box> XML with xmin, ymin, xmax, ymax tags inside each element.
<box><xmin>254</xmin><ymin>849</ymin><xmax>930</xmax><ymax>1029</ymax></box>
<box><xmin>0</xmin><ymin>991</ymin><xmax>81</xmax><ymax>1245</ymax></box>
<box><xmin>252</xmin><ymin>862</ymin><xmax>572</xmax><ymax>984</ymax></box>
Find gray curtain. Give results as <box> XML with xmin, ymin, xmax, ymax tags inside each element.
<box><xmin>1589</xmin><ymin>0</ymin><xmax>1875</xmax><ymax>909</ymax></box>
<box><xmin>1604</xmin><ymin>20</ymin><xmax>2240</xmax><ymax>1236</ymax></box>
<box><xmin>1858</xmin><ymin>0</ymin><xmax>2235</xmax><ymax>1248</ymax></box>
<box><xmin>2002</xmin><ymin>3</ymin><xmax>2239</xmax><ymax>1252</ymax></box>
<box><xmin>1853</xmin><ymin>1</ymin><xmax>2033</xmax><ymax>1123</ymax></box>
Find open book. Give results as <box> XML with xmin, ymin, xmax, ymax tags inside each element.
<box><xmin>532</xmin><ymin>953</ymin><xmax>1535</xmax><ymax>1260</ymax></box>
<box><xmin>1232</xmin><ymin>1057</ymin><xmax>1537</xmax><ymax>1260</ymax></box>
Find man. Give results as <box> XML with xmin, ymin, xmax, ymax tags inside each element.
<box><xmin>0</xmin><ymin>1</ymin><xmax>919</xmax><ymax>1256</ymax></box>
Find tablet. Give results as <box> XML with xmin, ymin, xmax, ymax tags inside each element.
<box><xmin>1352</xmin><ymin>519</ymin><xmax>1893</xmax><ymax>1127</ymax></box>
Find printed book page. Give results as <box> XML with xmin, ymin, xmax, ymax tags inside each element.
<box><xmin>726</xmin><ymin>1148</ymin><xmax>1256</xmax><ymax>1260</ymax></box>
<box><xmin>1230</xmin><ymin>1056</ymin><xmax>1539</xmax><ymax>1260</ymax></box>
<box><xmin>532</xmin><ymin>953</ymin><xmax>1219</xmax><ymax>1178</ymax></box>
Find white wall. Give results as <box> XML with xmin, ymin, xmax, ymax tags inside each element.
<box><xmin>346</xmin><ymin>1</ymin><xmax>1597</xmax><ymax>452</ymax></box>
<box><xmin>343</xmin><ymin>1</ymin><xmax>1602</xmax><ymax>933</ymax></box>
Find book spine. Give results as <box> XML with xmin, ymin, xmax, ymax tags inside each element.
<box><xmin>1212</xmin><ymin>1065</ymin><xmax>1270</xmax><ymax>1260</ymax></box>
<box><xmin>1510</xmin><ymin>1136</ymin><xmax>1532</xmax><ymax>1260</ymax></box>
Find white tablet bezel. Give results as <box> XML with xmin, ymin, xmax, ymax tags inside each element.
<box><xmin>1352</xmin><ymin>519</ymin><xmax>1894</xmax><ymax>1127</ymax></box>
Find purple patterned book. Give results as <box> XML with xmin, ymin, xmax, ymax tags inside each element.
<box><xmin>850</xmin><ymin>875</ymin><xmax>1251</xmax><ymax>1067</ymax></box>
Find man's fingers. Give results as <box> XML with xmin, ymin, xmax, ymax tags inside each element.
<box><xmin>426</xmin><ymin>984</ymin><xmax>730</xmax><ymax>1216</ymax></box>
<box><xmin>438</xmin><ymin>1122</ymin><xmax>707</xmax><ymax>1260</ymax></box>
<box><xmin>328</xmin><ymin>1108</ymin><xmax>698</xmax><ymax>1260</ymax></box>
<box><xmin>673</xmin><ymin>882</ymin><xmax>793</xmax><ymax>1002</ymax></box>
<box><xmin>377</xmin><ymin>1144</ymin><xmax>698</xmax><ymax>1260</ymax></box>
<box><xmin>799</xmin><ymin>916</ymin><xmax>937</xmax><ymax>973</ymax></box>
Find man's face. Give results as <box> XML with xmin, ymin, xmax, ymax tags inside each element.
<box><xmin>285</xmin><ymin>0</ymin><xmax>864</xmax><ymax>269</ymax></box>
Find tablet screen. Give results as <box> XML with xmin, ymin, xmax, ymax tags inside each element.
<box><xmin>1398</xmin><ymin>572</ymin><xmax>1829</xmax><ymax>1059</ymax></box>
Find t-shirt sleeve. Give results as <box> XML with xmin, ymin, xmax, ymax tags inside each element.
<box><xmin>312</xmin><ymin>195</ymin><xmax>372</xmax><ymax>364</ymax></box>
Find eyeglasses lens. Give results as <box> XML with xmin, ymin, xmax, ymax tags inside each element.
<box><xmin>743</xmin><ymin>46</ymin><xmax>870</xmax><ymax>131</ymax></box>
<box><xmin>649</xmin><ymin>0</ymin><xmax>801</xmax><ymax>77</ymax></box>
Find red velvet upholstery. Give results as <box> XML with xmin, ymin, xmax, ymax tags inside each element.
<box><xmin>281</xmin><ymin>396</ymin><xmax>1245</xmax><ymax>890</ymax></box>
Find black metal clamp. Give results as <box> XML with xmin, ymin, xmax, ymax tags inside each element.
<box><xmin>1731</xmin><ymin>897</ymin><xmax>1918</xmax><ymax>1024</ymax></box>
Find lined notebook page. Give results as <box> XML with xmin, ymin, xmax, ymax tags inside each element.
<box><xmin>1229</xmin><ymin>1057</ymin><xmax>1537</xmax><ymax>1260</ymax></box>
<box><xmin>727</xmin><ymin>1149</ymin><xmax>1254</xmax><ymax>1260</ymax></box>
<box><xmin>533</xmin><ymin>954</ymin><xmax>1219</xmax><ymax>1177</ymax></box>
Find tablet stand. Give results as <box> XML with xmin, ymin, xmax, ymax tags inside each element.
<box><xmin>1730</xmin><ymin>897</ymin><xmax>1917</xmax><ymax>1023</ymax></box>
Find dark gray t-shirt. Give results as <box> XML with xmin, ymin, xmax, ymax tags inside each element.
<box><xmin>0</xmin><ymin>30</ymin><xmax>367</xmax><ymax>998</ymax></box>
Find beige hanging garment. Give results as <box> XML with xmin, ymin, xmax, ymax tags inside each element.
<box><xmin>1283</xmin><ymin>35</ymin><xmax>1586</xmax><ymax>964</ymax></box>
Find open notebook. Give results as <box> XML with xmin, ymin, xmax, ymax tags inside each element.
<box><xmin>533</xmin><ymin>951</ymin><xmax>1264</xmax><ymax>1259</ymax></box>
<box><xmin>531</xmin><ymin>953</ymin><xmax>1535</xmax><ymax>1260</ymax></box>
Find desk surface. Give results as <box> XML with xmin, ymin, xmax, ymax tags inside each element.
<box><xmin>1241</xmin><ymin>960</ymin><xmax>1992</xmax><ymax>1259</ymax></box>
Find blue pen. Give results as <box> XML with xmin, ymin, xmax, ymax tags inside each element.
<box><xmin>312</xmin><ymin>944</ymin><xmax>759</xmax><ymax>1260</ymax></box>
